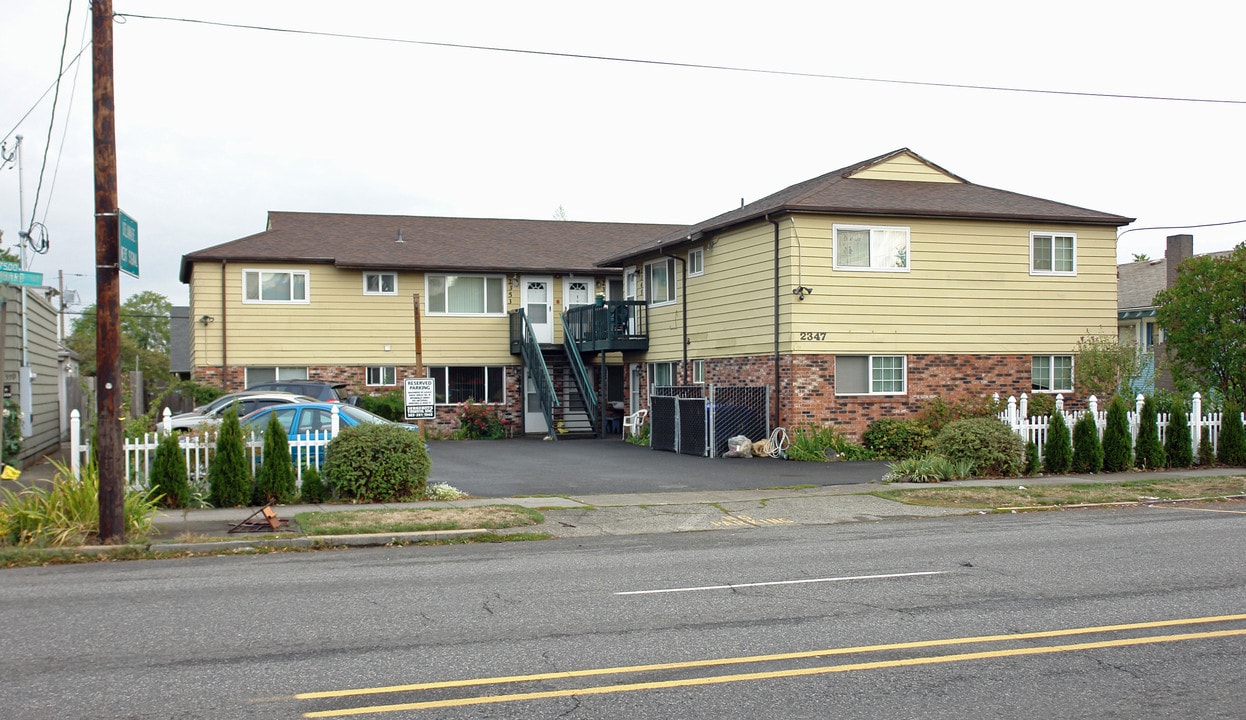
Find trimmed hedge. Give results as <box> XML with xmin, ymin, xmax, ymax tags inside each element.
<box><xmin>323</xmin><ymin>423</ymin><xmax>430</xmax><ymax>503</ymax></box>
<box><xmin>862</xmin><ymin>418</ymin><xmax>933</xmax><ymax>460</ymax></box>
<box><xmin>933</xmin><ymin>418</ymin><xmax>1025</xmax><ymax>477</ymax></box>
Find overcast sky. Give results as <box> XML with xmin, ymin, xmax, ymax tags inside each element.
<box><xmin>2</xmin><ymin>0</ymin><xmax>1243</xmax><ymax>318</ymax></box>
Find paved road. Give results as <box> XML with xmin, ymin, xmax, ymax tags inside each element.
<box><xmin>3</xmin><ymin>507</ymin><xmax>1244</xmax><ymax>719</ymax></box>
<box><xmin>427</xmin><ymin>436</ymin><xmax>889</xmax><ymax>496</ymax></box>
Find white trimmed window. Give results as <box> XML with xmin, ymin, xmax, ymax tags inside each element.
<box><xmin>243</xmin><ymin>270</ymin><xmax>308</xmax><ymax>303</ymax></box>
<box><xmin>833</xmin><ymin>225</ymin><xmax>910</xmax><ymax>271</ymax></box>
<box><xmin>427</xmin><ymin>366</ymin><xmax>505</xmax><ymax>404</ymax></box>
<box><xmin>644</xmin><ymin>258</ymin><xmax>677</xmax><ymax>306</ymax></box>
<box><xmin>244</xmin><ymin>366</ymin><xmax>308</xmax><ymax>386</ymax></box>
<box><xmin>688</xmin><ymin>247</ymin><xmax>704</xmax><ymax>277</ymax></box>
<box><xmin>1030</xmin><ymin>233</ymin><xmax>1076</xmax><ymax>275</ymax></box>
<box><xmin>427</xmin><ymin>275</ymin><xmax>505</xmax><ymax>315</ymax></box>
<box><xmin>648</xmin><ymin>361</ymin><xmax>675</xmax><ymax>388</ymax></box>
<box><xmin>692</xmin><ymin>359</ymin><xmax>705</xmax><ymax>384</ymax></box>
<box><xmin>366</xmin><ymin>366</ymin><xmax>396</xmax><ymax>386</ymax></box>
<box><xmin>835</xmin><ymin>355</ymin><xmax>907</xmax><ymax>395</ymax></box>
<box><xmin>1032</xmin><ymin>355</ymin><xmax>1074</xmax><ymax>392</ymax></box>
<box><xmin>364</xmin><ymin>272</ymin><xmax>397</xmax><ymax>295</ymax></box>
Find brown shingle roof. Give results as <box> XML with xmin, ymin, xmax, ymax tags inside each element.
<box><xmin>180</xmin><ymin>212</ymin><xmax>685</xmax><ymax>283</ymax></box>
<box><xmin>598</xmin><ymin>148</ymin><xmax>1135</xmax><ymax>266</ymax></box>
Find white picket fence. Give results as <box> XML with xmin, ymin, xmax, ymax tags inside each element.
<box><xmin>997</xmin><ymin>392</ymin><xmax>1239</xmax><ymax>461</ymax></box>
<box><xmin>70</xmin><ymin>406</ymin><xmax>342</xmax><ymax>490</ymax></box>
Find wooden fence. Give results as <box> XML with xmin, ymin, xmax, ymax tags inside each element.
<box><xmin>998</xmin><ymin>392</ymin><xmax>1239</xmax><ymax>461</ymax></box>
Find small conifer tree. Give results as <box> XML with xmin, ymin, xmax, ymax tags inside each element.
<box><xmin>150</xmin><ymin>431</ymin><xmax>191</xmax><ymax>508</ymax></box>
<box><xmin>1043</xmin><ymin>410</ymin><xmax>1072</xmax><ymax>474</ymax></box>
<box><xmin>1024</xmin><ymin>441</ymin><xmax>1040</xmax><ymax>476</ymax></box>
<box><xmin>1101</xmin><ymin>395</ymin><xmax>1134</xmax><ymax>472</ymax></box>
<box><xmin>1133</xmin><ymin>396</ymin><xmax>1165</xmax><ymax>469</ymax></box>
<box><xmin>299</xmin><ymin>465</ymin><xmax>328</xmax><ymax>504</ymax></box>
<box><xmin>1216</xmin><ymin>400</ymin><xmax>1246</xmax><ymax>466</ymax></box>
<box><xmin>254</xmin><ymin>412</ymin><xmax>297</xmax><ymax>504</ymax></box>
<box><xmin>1198</xmin><ymin>433</ymin><xmax>1216</xmax><ymax>466</ymax></box>
<box><xmin>209</xmin><ymin>405</ymin><xmax>253</xmax><ymax>507</ymax></box>
<box><xmin>1071</xmin><ymin>412</ymin><xmax>1104</xmax><ymax>473</ymax></box>
<box><xmin>1164</xmin><ymin>397</ymin><xmax>1194</xmax><ymax>468</ymax></box>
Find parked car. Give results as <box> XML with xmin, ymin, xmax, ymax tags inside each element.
<box><xmin>244</xmin><ymin>380</ymin><xmax>354</xmax><ymax>404</ymax></box>
<box><xmin>166</xmin><ymin>391</ymin><xmax>315</xmax><ymax>432</ymax></box>
<box><xmin>239</xmin><ymin>402</ymin><xmax>417</xmax><ymax>465</ymax></box>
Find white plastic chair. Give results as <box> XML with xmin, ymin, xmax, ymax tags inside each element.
<box><xmin>622</xmin><ymin>409</ymin><xmax>648</xmax><ymax>438</ymax></box>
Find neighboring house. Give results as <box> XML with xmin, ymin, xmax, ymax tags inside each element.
<box><xmin>179</xmin><ymin>213</ymin><xmax>683</xmax><ymax>435</ymax></box>
<box><xmin>1</xmin><ymin>284</ymin><xmax>64</xmax><ymax>465</ymax></box>
<box><xmin>1117</xmin><ymin>234</ymin><xmax>1230</xmax><ymax>395</ymax></box>
<box><xmin>598</xmin><ymin>148</ymin><xmax>1133</xmax><ymax>436</ymax></box>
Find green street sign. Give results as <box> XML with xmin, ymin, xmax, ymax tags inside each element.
<box><xmin>0</xmin><ymin>267</ymin><xmax>43</xmax><ymax>286</ymax></box>
<box><xmin>119</xmin><ymin>210</ymin><xmax>139</xmax><ymax>278</ymax></box>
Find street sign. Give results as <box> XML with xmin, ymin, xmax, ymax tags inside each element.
<box><xmin>404</xmin><ymin>377</ymin><xmax>436</xmax><ymax>420</ymax></box>
<box><xmin>119</xmin><ymin>210</ymin><xmax>139</xmax><ymax>278</ymax></box>
<box><xmin>0</xmin><ymin>267</ymin><xmax>43</xmax><ymax>286</ymax></box>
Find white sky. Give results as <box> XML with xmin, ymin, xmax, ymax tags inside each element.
<box><xmin>2</xmin><ymin>0</ymin><xmax>1243</xmax><ymax>316</ymax></box>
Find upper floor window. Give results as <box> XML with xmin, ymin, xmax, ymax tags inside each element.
<box><xmin>364</xmin><ymin>272</ymin><xmax>397</xmax><ymax>295</ymax></box>
<box><xmin>1031</xmin><ymin>233</ymin><xmax>1076</xmax><ymax>275</ymax></box>
<box><xmin>244</xmin><ymin>270</ymin><xmax>308</xmax><ymax>303</ymax></box>
<box><xmin>833</xmin><ymin>225</ymin><xmax>910</xmax><ymax>271</ymax></box>
<box><xmin>688</xmin><ymin>247</ymin><xmax>704</xmax><ymax>277</ymax></box>
<box><xmin>644</xmin><ymin>258</ymin><xmax>677</xmax><ymax>306</ymax></box>
<box><xmin>1032</xmin><ymin>355</ymin><xmax>1074</xmax><ymax>392</ymax></box>
<box><xmin>427</xmin><ymin>275</ymin><xmax>505</xmax><ymax>315</ymax></box>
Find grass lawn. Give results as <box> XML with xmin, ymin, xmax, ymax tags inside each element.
<box><xmin>873</xmin><ymin>475</ymin><xmax>1246</xmax><ymax>509</ymax></box>
<box><xmin>293</xmin><ymin>505</ymin><xmax>544</xmax><ymax>535</ymax></box>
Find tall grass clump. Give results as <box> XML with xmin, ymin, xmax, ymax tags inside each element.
<box><xmin>0</xmin><ymin>461</ymin><xmax>160</xmax><ymax>546</ymax></box>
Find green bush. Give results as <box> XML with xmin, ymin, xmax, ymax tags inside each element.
<box><xmin>1134</xmin><ymin>396</ymin><xmax>1165</xmax><ymax>469</ymax></box>
<box><xmin>1217</xmin><ymin>401</ymin><xmax>1246</xmax><ymax>466</ymax></box>
<box><xmin>883</xmin><ymin>453</ymin><xmax>974</xmax><ymax>483</ymax></box>
<box><xmin>150</xmin><ymin>431</ymin><xmax>191</xmax><ymax>508</ymax></box>
<box><xmin>1071</xmin><ymin>412</ymin><xmax>1103</xmax><ymax>474</ymax></box>
<box><xmin>1164</xmin><ymin>397</ymin><xmax>1194</xmax><ymax>468</ymax></box>
<box><xmin>208</xmin><ymin>406</ymin><xmax>253</xmax><ymax>507</ymax></box>
<box><xmin>862</xmin><ymin>418</ymin><xmax>933</xmax><ymax>460</ymax></box>
<box><xmin>1024</xmin><ymin>441</ymin><xmax>1040</xmax><ymax>476</ymax></box>
<box><xmin>357</xmin><ymin>390</ymin><xmax>404</xmax><ymax>422</ymax></box>
<box><xmin>0</xmin><ymin>460</ymin><xmax>160</xmax><ymax>546</ymax></box>
<box><xmin>933</xmin><ymin>418</ymin><xmax>1025</xmax><ymax>477</ymax></box>
<box><xmin>1198</xmin><ymin>432</ymin><xmax>1215</xmax><ymax>466</ymax></box>
<box><xmin>1043</xmin><ymin>411</ymin><xmax>1073</xmax><ymax>474</ymax></box>
<box><xmin>917</xmin><ymin>394</ymin><xmax>1002</xmax><ymax>434</ymax></box>
<box><xmin>786</xmin><ymin>423</ymin><xmax>874</xmax><ymax>462</ymax></box>
<box><xmin>253</xmin><ymin>412</ymin><xmax>297</xmax><ymax>505</ymax></box>
<box><xmin>1026</xmin><ymin>393</ymin><xmax>1056</xmax><ymax>418</ymax></box>
<box><xmin>1101</xmin><ymin>395</ymin><xmax>1133</xmax><ymax>472</ymax></box>
<box><xmin>323</xmin><ymin>424</ymin><xmax>431</xmax><ymax>502</ymax></box>
<box><xmin>298</xmin><ymin>465</ymin><xmax>328</xmax><ymax>504</ymax></box>
<box><xmin>452</xmin><ymin>400</ymin><xmax>505</xmax><ymax>440</ymax></box>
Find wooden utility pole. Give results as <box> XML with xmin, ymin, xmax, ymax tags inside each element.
<box><xmin>93</xmin><ymin>0</ymin><xmax>124</xmax><ymax>543</ymax></box>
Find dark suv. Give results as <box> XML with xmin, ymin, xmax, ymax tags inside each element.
<box><xmin>245</xmin><ymin>380</ymin><xmax>354</xmax><ymax>404</ymax></box>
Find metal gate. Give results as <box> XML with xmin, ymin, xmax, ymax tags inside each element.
<box><xmin>649</xmin><ymin>385</ymin><xmax>769</xmax><ymax>457</ymax></box>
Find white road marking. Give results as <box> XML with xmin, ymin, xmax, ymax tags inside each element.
<box><xmin>615</xmin><ymin>571</ymin><xmax>947</xmax><ymax>595</ymax></box>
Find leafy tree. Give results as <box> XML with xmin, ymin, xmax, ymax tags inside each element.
<box><xmin>150</xmin><ymin>431</ymin><xmax>191</xmax><ymax>508</ymax></box>
<box><xmin>1163</xmin><ymin>397</ymin><xmax>1193</xmax><ymax>468</ymax></box>
<box><xmin>0</xmin><ymin>230</ymin><xmax>18</xmax><ymax>264</ymax></box>
<box><xmin>1074</xmin><ymin>334</ymin><xmax>1143</xmax><ymax>402</ymax></box>
<box><xmin>1071</xmin><ymin>412</ymin><xmax>1104</xmax><ymax>473</ymax></box>
<box><xmin>253</xmin><ymin>412</ymin><xmax>296</xmax><ymax>504</ymax></box>
<box><xmin>1216</xmin><ymin>400</ymin><xmax>1246</xmax><ymax>466</ymax></box>
<box><xmin>1043</xmin><ymin>411</ymin><xmax>1072</xmax><ymax>474</ymax></box>
<box><xmin>1133</xmin><ymin>396</ymin><xmax>1165</xmax><ymax>469</ymax></box>
<box><xmin>208</xmin><ymin>405</ymin><xmax>252</xmax><ymax>507</ymax></box>
<box><xmin>1154</xmin><ymin>244</ymin><xmax>1246</xmax><ymax>406</ymax></box>
<box><xmin>65</xmin><ymin>292</ymin><xmax>172</xmax><ymax>379</ymax></box>
<box><xmin>1101</xmin><ymin>395</ymin><xmax>1133</xmax><ymax>472</ymax></box>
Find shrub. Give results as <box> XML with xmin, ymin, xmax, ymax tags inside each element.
<box><xmin>1164</xmin><ymin>397</ymin><xmax>1194</xmax><ymax>468</ymax></box>
<box><xmin>452</xmin><ymin>400</ymin><xmax>505</xmax><ymax>440</ymax></box>
<box><xmin>862</xmin><ymin>418</ymin><xmax>933</xmax><ymax>460</ymax></box>
<box><xmin>357</xmin><ymin>390</ymin><xmax>404</xmax><ymax>421</ymax></box>
<box><xmin>208</xmin><ymin>405</ymin><xmax>253</xmax><ymax>507</ymax></box>
<box><xmin>150</xmin><ymin>431</ymin><xmax>191</xmax><ymax>508</ymax></box>
<box><xmin>918</xmin><ymin>394</ymin><xmax>1001</xmax><ymax>434</ymax></box>
<box><xmin>1026</xmin><ymin>393</ymin><xmax>1056</xmax><ymax>418</ymax></box>
<box><xmin>1217</xmin><ymin>401</ymin><xmax>1246</xmax><ymax>466</ymax></box>
<box><xmin>1134</xmin><ymin>396</ymin><xmax>1165</xmax><ymax>470</ymax></box>
<box><xmin>323</xmin><ymin>424</ymin><xmax>431</xmax><ymax>502</ymax></box>
<box><xmin>1101</xmin><ymin>395</ymin><xmax>1133</xmax><ymax>472</ymax></box>
<box><xmin>1071</xmin><ymin>412</ymin><xmax>1104</xmax><ymax>474</ymax></box>
<box><xmin>883</xmin><ymin>453</ymin><xmax>974</xmax><ymax>483</ymax></box>
<box><xmin>1024</xmin><ymin>441</ymin><xmax>1040</xmax><ymax>476</ymax></box>
<box><xmin>1198</xmin><ymin>432</ymin><xmax>1216</xmax><ymax>466</ymax></box>
<box><xmin>298</xmin><ymin>465</ymin><xmax>328</xmax><ymax>504</ymax></box>
<box><xmin>253</xmin><ymin>412</ymin><xmax>297</xmax><ymax>505</ymax></box>
<box><xmin>0</xmin><ymin>460</ymin><xmax>159</xmax><ymax>546</ymax></box>
<box><xmin>424</xmin><ymin>482</ymin><xmax>466</xmax><ymax>501</ymax></box>
<box><xmin>785</xmin><ymin>423</ymin><xmax>874</xmax><ymax>462</ymax></box>
<box><xmin>1043</xmin><ymin>411</ymin><xmax>1073</xmax><ymax>474</ymax></box>
<box><xmin>933</xmin><ymin>418</ymin><xmax>1025</xmax><ymax>477</ymax></box>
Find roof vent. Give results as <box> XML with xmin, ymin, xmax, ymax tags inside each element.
<box><xmin>396</xmin><ymin>229</ymin><xmax>404</xmax><ymax>243</ymax></box>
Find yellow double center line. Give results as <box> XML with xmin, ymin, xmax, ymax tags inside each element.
<box><xmin>296</xmin><ymin>613</ymin><xmax>1246</xmax><ymax>717</ymax></box>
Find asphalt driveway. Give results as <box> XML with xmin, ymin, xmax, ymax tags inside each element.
<box><xmin>427</xmin><ymin>436</ymin><xmax>889</xmax><ymax>497</ymax></box>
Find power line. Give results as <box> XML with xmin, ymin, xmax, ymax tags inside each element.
<box><xmin>114</xmin><ymin>12</ymin><xmax>1246</xmax><ymax>106</ymax></box>
<box><xmin>1119</xmin><ymin>219</ymin><xmax>1246</xmax><ymax>238</ymax></box>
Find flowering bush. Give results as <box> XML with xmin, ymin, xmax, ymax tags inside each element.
<box><xmin>452</xmin><ymin>400</ymin><xmax>506</xmax><ymax>440</ymax></box>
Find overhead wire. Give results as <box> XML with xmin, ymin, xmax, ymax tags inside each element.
<box><xmin>24</xmin><ymin>0</ymin><xmax>75</xmax><ymax>251</ymax></box>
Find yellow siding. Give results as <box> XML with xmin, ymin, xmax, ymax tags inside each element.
<box><xmin>850</xmin><ymin>153</ymin><xmax>962</xmax><ymax>183</ymax></box>
<box><xmin>641</xmin><ymin>214</ymin><xmax>1117</xmax><ymax>360</ymax></box>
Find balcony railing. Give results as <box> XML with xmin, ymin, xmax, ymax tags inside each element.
<box><xmin>563</xmin><ymin>300</ymin><xmax>649</xmax><ymax>352</ymax></box>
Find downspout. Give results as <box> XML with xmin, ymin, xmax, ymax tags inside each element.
<box><xmin>220</xmin><ymin>259</ymin><xmax>228</xmax><ymax>386</ymax></box>
<box><xmin>660</xmin><ymin>247</ymin><xmax>689</xmax><ymax>383</ymax></box>
<box><xmin>767</xmin><ymin>215</ymin><xmax>781</xmax><ymax>429</ymax></box>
